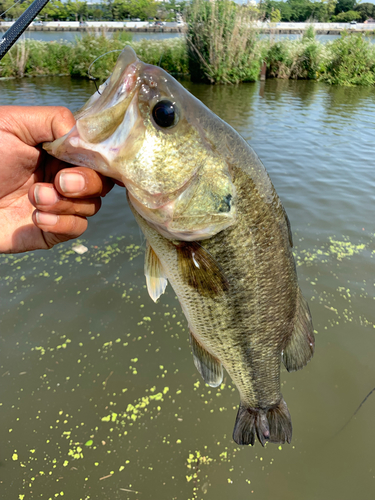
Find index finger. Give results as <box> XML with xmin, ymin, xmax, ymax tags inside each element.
<box><xmin>0</xmin><ymin>106</ymin><xmax>76</xmax><ymax>146</ymax></box>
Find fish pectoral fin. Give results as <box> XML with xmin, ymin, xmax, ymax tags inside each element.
<box><xmin>233</xmin><ymin>399</ymin><xmax>292</xmax><ymax>447</ymax></box>
<box><xmin>190</xmin><ymin>331</ymin><xmax>223</xmax><ymax>388</ymax></box>
<box><xmin>176</xmin><ymin>242</ymin><xmax>229</xmax><ymax>298</ymax></box>
<box><xmin>144</xmin><ymin>242</ymin><xmax>168</xmax><ymax>303</ymax></box>
<box><xmin>282</xmin><ymin>287</ymin><xmax>315</xmax><ymax>372</ymax></box>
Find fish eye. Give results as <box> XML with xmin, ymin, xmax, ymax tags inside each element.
<box><xmin>152</xmin><ymin>100</ymin><xmax>177</xmax><ymax>128</ymax></box>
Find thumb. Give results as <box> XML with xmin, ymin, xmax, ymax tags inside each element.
<box><xmin>0</xmin><ymin>106</ymin><xmax>76</xmax><ymax>146</ymax></box>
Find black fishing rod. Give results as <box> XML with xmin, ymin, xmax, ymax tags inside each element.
<box><xmin>0</xmin><ymin>0</ymin><xmax>50</xmax><ymax>60</ymax></box>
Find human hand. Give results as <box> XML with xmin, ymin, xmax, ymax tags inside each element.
<box><xmin>0</xmin><ymin>106</ymin><xmax>115</xmax><ymax>254</ymax></box>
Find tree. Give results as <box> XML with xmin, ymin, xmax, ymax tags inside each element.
<box><xmin>317</xmin><ymin>0</ymin><xmax>337</xmax><ymax>22</ymax></box>
<box><xmin>334</xmin><ymin>0</ymin><xmax>356</xmax><ymax>15</ymax></box>
<box><xmin>0</xmin><ymin>0</ymin><xmax>31</xmax><ymax>20</ymax></box>
<box><xmin>332</xmin><ymin>9</ymin><xmax>361</xmax><ymax>20</ymax></box>
<box><xmin>64</xmin><ymin>0</ymin><xmax>89</xmax><ymax>21</ymax></box>
<box><xmin>111</xmin><ymin>0</ymin><xmax>157</xmax><ymax>20</ymax></box>
<box><xmin>270</xmin><ymin>8</ymin><xmax>281</xmax><ymax>22</ymax></box>
<box><xmin>39</xmin><ymin>0</ymin><xmax>69</xmax><ymax>21</ymax></box>
<box><xmin>354</xmin><ymin>2</ymin><xmax>375</xmax><ymax>21</ymax></box>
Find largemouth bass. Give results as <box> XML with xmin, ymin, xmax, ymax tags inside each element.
<box><xmin>44</xmin><ymin>46</ymin><xmax>315</xmax><ymax>446</ymax></box>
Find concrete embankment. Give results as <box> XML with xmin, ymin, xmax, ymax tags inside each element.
<box><xmin>1</xmin><ymin>27</ymin><xmax>372</xmax><ymax>35</ymax></box>
<box><xmin>0</xmin><ymin>26</ymin><xmax>185</xmax><ymax>33</ymax></box>
<box><xmin>0</xmin><ymin>26</ymin><xmax>375</xmax><ymax>35</ymax></box>
<box><xmin>261</xmin><ymin>28</ymin><xmax>374</xmax><ymax>34</ymax></box>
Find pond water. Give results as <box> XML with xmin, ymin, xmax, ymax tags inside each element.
<box><xmin>1</xmin><ymin>75</ymin><xmax>375</xmax><ymax>500</ymax></box>
<box><xmin>15</xmin><ymin>30</ymin><xmax>365</xmax><ymax>44</ymax></box>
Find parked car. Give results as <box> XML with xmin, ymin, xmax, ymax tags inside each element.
<box><xmin>154</xmin><ymin>21</ymin><xmax>164</xmax><ymax>27</ymax></box>
<box><xmin>350</xmin><ymin>20</ymin><xmax>357</xmax><ymax>24</ymax></box>
<box><xmin>33</xmin><ymin>20</ymin><xmax>43</xmax><ymax>25</ymax></box>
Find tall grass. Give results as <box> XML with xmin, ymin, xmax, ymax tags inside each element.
<box><xmin>186</xmin><ymin>0</ymin><xmax>261</xmax><ymax>84</ymax></box>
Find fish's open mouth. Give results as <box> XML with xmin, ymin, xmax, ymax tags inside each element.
<box><xmin>43</xmin><ymin>47</ymin><xmax>146</xmax><ymax>183</ymax></box>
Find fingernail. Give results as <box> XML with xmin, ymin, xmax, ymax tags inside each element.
<box><xmin>36</xmin><ymin>211</ymin><xmax>58</xmax><ymax>226</ymax></box>
<box><xmin>59</xmin><ymin>172</ymin><xmax>85</xmax><ymax>194</ymax></box>
<box><xmin>35</xmin><ymin>185</ymin><xmax>58</xmax><ymax>206</ymax></box>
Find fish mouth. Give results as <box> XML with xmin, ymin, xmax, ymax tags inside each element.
<box><xmin>75</xmin><ymin>48</ymin><xmax>142</xmax><ymax>145</ymax></box>
<box><xmin>43</xmin><ymin>46</ymin><xmax>144</xmax><ymax>182</ymax></box>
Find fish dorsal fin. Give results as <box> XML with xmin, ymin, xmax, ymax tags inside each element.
<box><xmin>144</xmin><ymin>242</ymin><xmax>168</xmax><ymax>303</ymax></box>
<box><xmin>282</xmin><ymin>287</ymin><xmax>315</xmax><ymax>372</ymax></box>
<box><xmin>190</xmin><ymin>331</ymin><xmax>223</xmax><ymax>387</ymax></box>
<box><xmin>176</xmin><ymin>242</ymin><xmax>229</xmax><ymax>298</ymax></box>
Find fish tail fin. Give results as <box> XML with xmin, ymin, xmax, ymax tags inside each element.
<box><xmin>233</xmin><ymin>399</ymin><xmax>292</xmax><ymax>446</ymax></box>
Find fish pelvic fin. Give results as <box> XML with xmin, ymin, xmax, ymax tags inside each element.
<box><xmin>144</xmin><ymin>242</ymin><xmax>168</xmax><ymax>303</ymax></box>
<box><xmin>176</xmin><ymin>242</ymin><xmax>229</xmax><ymax>298</ymax></box>
<box><xmin>190</xmin><ymin>331</ymin><xmax>223</xmax><ymax>387</ymax></box>
<box><xmin>282</xmin><ymin>287</ymin><xmax>315</xmax><ymax>372</ymax></box>
<box><xmin>233</xmin><ymin>399</ymin><xmax>292</xmax><ymax>447</ymax></box>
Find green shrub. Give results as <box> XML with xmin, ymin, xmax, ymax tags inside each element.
<box><xmin>322</xmin><ymin>32</ymin><xmax>375</xmax><ymax>85</ymax></box>
<box><xmin>70</xmin><ymin>33</ymin><xmax>188</xmax><ymax>80</ymax></box>
<box><xmin>0</xmin><ymin>39</ymin><xmax>71</xmax><ymax>77</ymax></box>
<box><xmin>132</xmin><ymin>38</ymin><xmax>188</xmax><ymax>75</ymax></box>
<box><xmin>264</xmin><ymin>35</ymin><xmax>326</xmax><ymax>80</ymax></box>
<box><xmin>0</xmin><ymin>31</ymin><xmax>187</xmax><ymax>81</ymax></box>
<box><xmin>69</xmin><ymin>32</ymin><xmax>124</xmax><ymax>79</ymax></box>
<box><xmin>265</xmin><ymin>41</ymin><xmax>293</xmax><ymax>79</ymax></box>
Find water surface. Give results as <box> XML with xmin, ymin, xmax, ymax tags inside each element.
<box><xmin>19</xmin><ymin>30</ymin><xmax>183</xmax><ymax>43</ymax></box>
<box><xmin>1</xmin><ymin>76</ymin><xmax>375</xmax><ymax>499</ymax></box>
<box><xmin>17</xmin><ymin>30</ymin><xmax>366</xmax><ymax>44</ymax></box>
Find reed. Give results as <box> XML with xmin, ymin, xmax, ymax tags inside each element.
<box><xmin>186</xmin><ymin>0</ymin><xmax>261</xmax><ymax>84</ymax></box>
<box><xmin>7</xmin><ymin>39</ymin><xmax>30</xmax><ymax>78</ymax></box>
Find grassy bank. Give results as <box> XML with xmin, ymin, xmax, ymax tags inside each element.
<box><xmin>0</xmin><ymin>33</ymin><xmax>189</xmax><ymax>80</ymax></box>
<box><xmin>1</xmin><ymin>27</ymin><xmax>375</xmax><ymax>86</ymax></box>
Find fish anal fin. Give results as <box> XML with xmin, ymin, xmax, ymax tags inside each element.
<box><xmin>282</xmin><ymin>288</ymin><xmax>315</xmax><ymax>372</ymax></box>
<box><xmin>233</xmin><ymin>399</ymin><xmax>292</xmax><ymax>446</ymax></box>
<box><xmin>190</xmin><ymin>330</ymin><xmax>223</xmax><ymax>388</ymax></box>
<box><xmin>144</xmin><ymin>242</ymin><xmax>168</xmax><ymax>303</ymax></box>
<box><xmin>176</xmin><ymin>242</ymin><xmax>229</xmax><ymax>298</ymax></box>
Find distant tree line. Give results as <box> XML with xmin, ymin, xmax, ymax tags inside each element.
<box><xmin>1</xmin><ymin>0</ymin><xmax>374</xmax><ymax>24</ymax></box>
<box><xmin>263</xmin><ymin>0</ymin><xmax>375</xmax><ymax>23</ymax></box>
<box><xmin>0</xmin><ymin>0</ymin><xmax>185</xmax><ymax>22</ymax></box>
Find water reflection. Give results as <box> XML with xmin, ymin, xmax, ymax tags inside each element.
<box><xmin>0</xmin><ymin>76</ymin><xmax>375</xmax><ymax>500</ymax></box>
<box><xmin>323</xmin><ymin>85</ymin><xmax>375</xmax><ymax>117</ymax></box>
